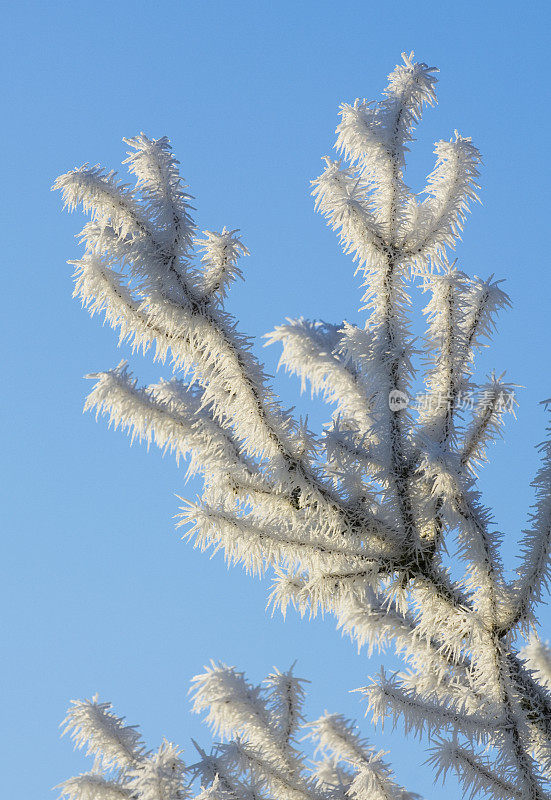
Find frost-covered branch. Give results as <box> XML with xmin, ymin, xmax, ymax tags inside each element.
<box><xmin>58</xmin><ymin>666</ymin><xmax>416</xmax><ymax>800</ymax></box>
<box><xmin>509</xmin><ymin>406</ymin><xmax>551</xmax><ymax>633</ymax></box>
<box><xmin>56</xmin><ymin>54</ymin><xmax>551</xmax><ymax>798</ymax></box>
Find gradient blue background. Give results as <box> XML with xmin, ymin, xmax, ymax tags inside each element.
<box><xmin>2</xmin><ymin>1</ymin><xmax>550</xmax><ymax>797</ymax></box>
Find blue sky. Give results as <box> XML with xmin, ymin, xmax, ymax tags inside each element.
<box><xmin>2</xmin><ymin>1</ymin><xmax>550</xmax><ymax>797</ymax></box>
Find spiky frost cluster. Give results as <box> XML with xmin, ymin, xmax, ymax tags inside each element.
<box><xmin>56</xmin><ymin>55</ymin><xmax>551</xmax><ymax>798</ymax></box>
<box><xmin>59</xmin><ymin>664</ymin><xmax>417</xmax><ymax>800</ymax></box>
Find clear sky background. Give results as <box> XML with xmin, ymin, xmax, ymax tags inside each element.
<box><xmin>2</xmin><ymin>1</ymin><xmax>550</xmax><ymax>797</ymax></box>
